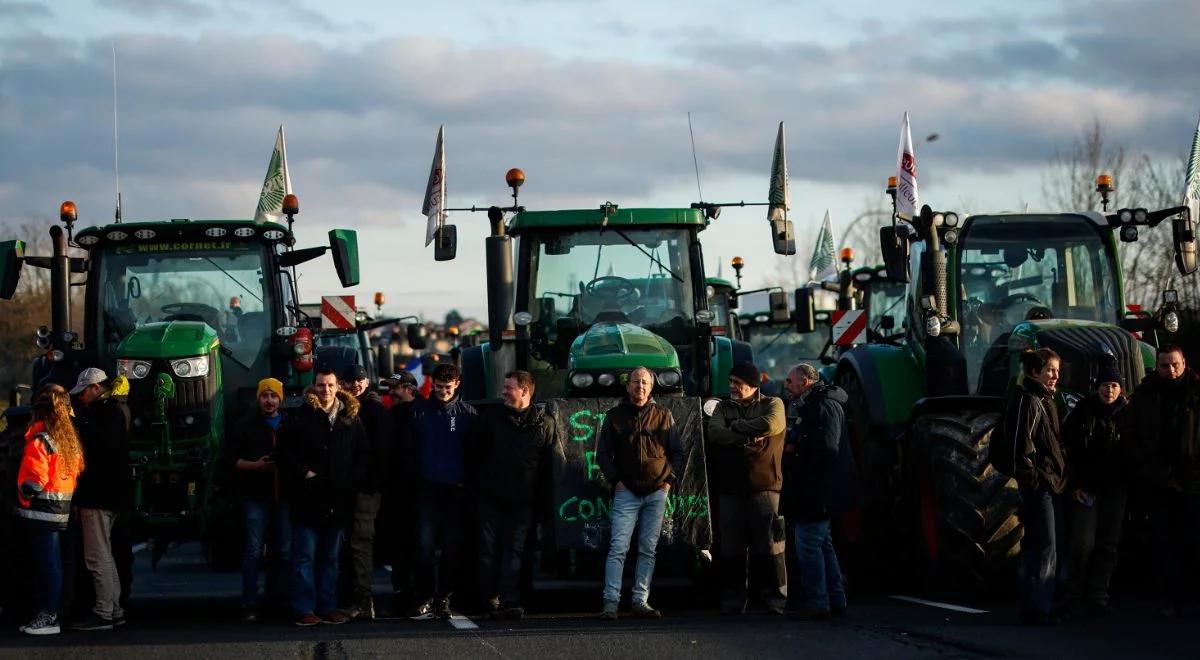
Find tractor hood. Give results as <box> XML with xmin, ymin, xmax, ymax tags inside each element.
<box><xmin>117</xmin><ymin>321</ymin><xmax>220</xmax><ymax>359</ymax></box>
<box><xmin>569</xmin><ymin>321</ymin><xmax>679</xmax><ymax>370</ymax></box>
<box><xmin>1007</xmin><ymin>319</ymin><xmax>1146</xmax><ymax>395</ymax></box>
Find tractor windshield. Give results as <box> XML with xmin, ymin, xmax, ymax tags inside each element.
<box><xmin>745</xmin><ymin>323</ymin><xmax>827</xmax><ymax>395</ymax></box>
<box><xmin>527</xmin><ymin>227</ymin><xmax>698</xmax><ymax>343</ymax></box>
<box><xmin>865</xmin><ymin>277</ymin><xmax>907</xmax><ymax>337</ymax></box>
<box><xmin>957</xmin><ymin>215</ymin><xmax>1119</xmax><ymax>383</ymax></box>
<box><xmin>94</xmin><ymin>242</ymin><xmax>274</xmax><ymax>367</ymax></box>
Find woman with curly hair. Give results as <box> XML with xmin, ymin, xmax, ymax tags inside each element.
<box><xmin>15</xmin><ymin>383</ymin><xmax>85</xmax><ymax>636</ymax></box>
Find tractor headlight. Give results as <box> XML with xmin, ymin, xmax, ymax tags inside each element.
<box><xmin>597</xmin><ymin>373</ymin><xmax>616</xmax><ymax>387</ymax></box>
<box><xmin>570</xmin><ymin>372</ymin><xmax>594</xmax><ymax>389</ymax></box>
<box><xmin>1118</xmin><ymin>209</ymin><xmax>1133</xmax><ymax>224</ymax></box>
<box><xmin>944</xmin><ymin>212</ymin><xmax>960</xmax><ymax>228</ymax></box>
<box><xmin>1164</xmin><ymin>310</ymin><xmax>1181</xmax><ymax>334</ymax></box>
<box><xmin>943</xmin><ymin>228</ymin><xmax>959</xmax><ymax>245</ymax></box>
<box><xmin>118</xmin><ymin>359</ymin><xmax>152</xmax><ymax>379</ymax></box>
<box><xmin>170</xmin><ymin>356</ymin><xmax>210</xmax><ymax>378</ymax></box>
<box><xmin>656</xmin><ymin>369</ymin><xmax>682</xmax><ymax>388</ymax></box>
<box><xmin>925</xmin><ymin>315</ymin><xmax>942</xmax><ymax>338</ymax></box>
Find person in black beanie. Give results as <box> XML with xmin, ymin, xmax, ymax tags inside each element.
<box><xmin>1061</xmin><ymin>359</ymin><xmax>1127</xmax><ymax>616</ymax></box>
<box><xmin>706</xmin><ymin>361</ymin><xmax>788</xmax><ymax>615</ymax></box>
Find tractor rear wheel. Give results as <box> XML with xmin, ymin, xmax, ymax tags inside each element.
<box><xmin>904</xmin><ymin>409</ymin><xmax>1022</xmax><ymax>590</ymax></box>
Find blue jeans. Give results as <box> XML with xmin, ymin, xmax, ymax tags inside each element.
<box><xmin>291</xmin><ymin>523</ymin><xmax>343</xmax><ymax>616</ymax></box>
<box><xmin>31</xmin><ymin>528</ymin><xmax>62</xmax><ymax>616</ymax></box>
<box><xmin>1019</xmin><ymin>487</ymin><xmax>1060</xmax><ymax>615</ymax></box>
<box><xmin>794</xmin><ymin>520</ymin><xmax>846</xmax><ymax>611</ymax></box>
<box><xmin>603</xmin><ymin>487</ymin><xmax>667</xmax><ymax>605</ymax></box>
<box><xmin>242</xmin><ymin>500</ymin><xmax>292</xmax><ymax>607</ymax></box>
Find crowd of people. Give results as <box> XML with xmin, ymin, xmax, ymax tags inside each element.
<box><xmin>1002</xmin><ymin>344</ymin><xmax>1200</xmax><ymax>625</ymax></box>
<box><xmin>8</xmin><ymin>344</ymin><xmax>1199</xmax><ymax>634</ymax></box>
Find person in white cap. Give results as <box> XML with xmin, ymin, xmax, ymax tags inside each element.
<box><xmin>69</xmin><ymin>368</ymin><xmax>132</xmax><ymax>631</ymax></box>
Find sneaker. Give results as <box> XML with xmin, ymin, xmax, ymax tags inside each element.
<box><xmin>409</xmin><ymin>601</ymin><xmax>436</xmax><ymax>621</ymax></box>
<box><xmin>346</xmin><ymin>600</ymin><xmax>375</xmax><ymax>621</ymax></box>
<box><xmin>71</xmin><ymin>613</ymin><xmax>115</xmax><ymax>631</ymax></box>
<box><xmin>433</xmin><ymin>598</ymin><xmax>452</xmax><ymax>620</ymax></box>
<box><xmin>599</xmin><ymin>600</ymin><xmax>619</xmax><ymax>620</ymax></box>
<box><xmin>294</xmin><ymin>613</ymin><xmax>322</xmax><ymax>627</ymax></box>
<box><xmin>240</xmin><ymin>607</ymin><xmax>260</xmax><ymax>624</ymax></box>
<box><xmin>631</xmin><ymin>602</ymin><xmax>662</xmax><ymax>619</ymax></box>
<box><xmin>20</xmin><ymin>612</ymin><xmax>60</xmax><ymax>636</ymax></box>
<box><xmin>321</xmin><ymin>611</ymin><xmax>350</xmax><ymax>625</ymax></box>
<box><xmin>495</xmin><ymin>606</ymin><xmax>524</xmax><ymax>621</ymax></box>
<box><xmin>765</xmin><ymin>603</ymin><xmax>786</xmax><ymax>616</ymax></box>
<box><xmin>794</xmin><ymin>608</ymin><xmax>831</xmax><ymax>621</ymax></box>
<box><xmin>113</xmin><ymin>614</ymin><xmax>127</xmax><ymax>627</ymax></box>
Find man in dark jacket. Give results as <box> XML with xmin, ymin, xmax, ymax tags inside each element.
<box><xmin>706</xmin><ymin>362</ymin><xmax>787</xmax><ymax>615</ymax></box>
<box><xmin>379</xmin><ymin>370</ymin><xmax>421</xmax><ymax>610</ymax></box>
<box><xmin>70</xmin><ymin>369</ymin><xmax>131</xmax><ymax>631</ymax></box>
<box><xmin>1062</xmin><ymin>360</ymin><xmax>1127</xmax><ymax>616</ymax></box>
<box><xmin>596</xmin><ymin>367</ymin><xmax>683</xmax><ymax>620</ymax></box>
<box><xmin>1124</xmin><ymin>345</ymin><xmax>1200</xmax><ymax>618</ymax></box>
<box><xmin>338</xmin><ymin>364</ymin><xmax>393</xmax><ymax>621</ymax></box>
<box><xmin>473</xmin><ymin>370</ymin><xmax>555</xmax><ymax>620</ymax></box>
<box><xmin>781</xmin><ymin>364</ymin><xmax>848</xmax><ymax>620</ymax></box>
<box><xmin>409</xmin><ymin>363</ymin><xmax>477</xmax><ymax>619</ymax></box>
<box><xmin>224</xmin><ymin>377</ymin><xmax>290</xmax><ymax>624</ymax></box>
<box><xmin>277</xmin><ymin>368</ymin><xmax>369</xmax><ymax>627</ymax></box>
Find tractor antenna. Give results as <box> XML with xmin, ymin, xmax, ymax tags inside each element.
<box><xmin>688</xmin><ymin>112</ymin><xmax>704</xmax><ymax>202</ymax></box>
<box><xmin>112</xmin><ymin>43</ymin><xmax>122</xmax><ymax>223</ymax></box>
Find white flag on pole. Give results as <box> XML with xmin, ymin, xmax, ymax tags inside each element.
<box><xmin>896</xmin><ymin>112</ymin><xmax>919</xmax><ymax>220</ymax></box>
<box><xmin>254</xmin><ymin>125</ymin><xmax>293</xmax><ymax>223</ymax></box>
<box><xmin>809</xmin><ymin>210</ymin><xmax>838</xmax><ymax>282</ymax></box>
<box><xmin>768</xmin><ymin>121</ymin><xmax>790</xmax><ymax>221</ymax></box>
<box><xmin>422</xmin><ymin>125</ymin><xmax>447</xmax><ymax>247</ymax></box>
<box><xmin>1186</xmin><ymin>113</ymin><xmax>1200</xmax><ymax>228</ymax></box>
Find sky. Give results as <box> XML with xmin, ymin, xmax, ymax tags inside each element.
<box><xmin>1</xmin><ymin>0</ymin><xmax>1198</xmax><ymax>321</ymax></box>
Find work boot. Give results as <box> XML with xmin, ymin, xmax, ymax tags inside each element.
<box><xmin>346</xmin><ymin>599</ymin><xmax>375</xmax><ymax>621</ymax></box>
<box><xmin>631</xmin><ymin>602</ymin><xmax>662</xmax><ymax>619</ymax></box>
<box><xmin>599</xmin><ymin>601</ymin><xmax>619</xmax><ymax>620</ymax></box>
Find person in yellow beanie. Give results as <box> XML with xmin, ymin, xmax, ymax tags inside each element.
<box><xmin>223</xmin><ymin>376</ymin><xmax>291</xmax><ymax>623</ymax></box>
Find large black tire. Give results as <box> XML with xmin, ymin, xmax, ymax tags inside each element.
<box><xmin>905</xmin><ymin>410</ymin><xmax>1022</xmax><ymax>589</ymax></box>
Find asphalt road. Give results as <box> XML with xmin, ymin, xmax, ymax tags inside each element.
<box><xmin>0</xmin><ymin>544</ymin><xmax>1194</xmax><ymax>659</ymax></box>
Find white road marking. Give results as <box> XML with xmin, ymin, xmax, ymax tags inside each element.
<box><xmin>889</xmin><ymin>595</ymin><xmax>988</xmax><ymax>614</ymax></box>
<box><xmin>132</xmin><ymin>542</ymin><xmax>148</xmax><ymax>555</ymax></box>
<box><xmin>449</xmin><ymin>612</ymin><xmax>478</xmax><ymax>630</ymax></box>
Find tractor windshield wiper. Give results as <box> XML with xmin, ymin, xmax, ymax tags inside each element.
<box><xmin>204</xmin><ymin>257</ymin><xmax>263</xmax><ymax>304</ymax></box>
<box><xmin>611</xmin><ymin>229</ymin><xmax>684</xmax><ymax>283</ymax></box>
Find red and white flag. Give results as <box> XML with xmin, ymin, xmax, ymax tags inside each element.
<box><xmin>896</xmin><ymin>112</ymin><xmax>919</xmax><ymax>220</ymax></box>
<box><xmin>422</xmin><ymin>125</ymin><xmax>446</xmax><ymax>247</ymax></box>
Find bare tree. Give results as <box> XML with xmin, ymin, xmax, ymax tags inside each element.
<box><xmin>1042</xmin><ymin>118</ymin><xmax>1129</xmax><ymax>212</ymax></box>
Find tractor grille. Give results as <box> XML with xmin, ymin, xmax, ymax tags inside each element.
<box><xmin>127</xmin><ymin>359</ymin><xmax>217</xmax><ymax>440</ymax></box>
<box><xmin>1036</xmin><ymin>326</ymin><xmax>1144</xmax><ymax>394</ymax></box>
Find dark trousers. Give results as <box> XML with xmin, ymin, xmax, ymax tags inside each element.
<box><xmin>291</xmin><ymin>523</ymin><xmax>343</xmax><ymax>617</ymax></box>
<box><xmin>32</xmin><ymin>528</ymin><xmax>63</xmax><ymax>616</ymax></box>
<box><xmin>717</xmin><ymin>491</ymin><xmax>787</xmax><ymax>610</ymax></box>
<box><xmin>1064</xmin><ymin>488</ymin><xmax>1126</xmax><ymax>607</ymax></box>
<box><xmin>478</xmin><ymin>498</ymin><xmax>533</xmax><ymax>608</ymax></box>
<box><xmin>1018</xmin><ymin>487</ymin><xmax>1060</xmax><ymax>616</ymax></box>
<box><xmin>1151</xmin><ymin>490</ymin><xmax>1200</xmax><ymax>608</ymax></box>
<box><xmin>242</xmin><ymin>500</ymin><xmax>292</xmax><ymax>608</ymax></box>
<box><xmin>417</xmin><ymin>484</ymin><xmax>465</xmax><ymax>603</ymax></box>
<box><xmin>346</xmin><ymin>492</ymin><xmax>382</xmax><ymax>607</ymax></box>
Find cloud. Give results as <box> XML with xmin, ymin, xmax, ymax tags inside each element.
<box><xmin>97</xmin><ymin>0</ymin><xmax>214</xmax><ymax>21</ymax></box>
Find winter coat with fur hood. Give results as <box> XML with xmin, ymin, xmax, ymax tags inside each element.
<box><xmin>276</xmin><ymin>389</ymin><xmax>369</xmax><ymax>527</ymax></box>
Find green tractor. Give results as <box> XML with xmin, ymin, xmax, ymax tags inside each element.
<box><xmin>0</xmin><ymin>197</ymin><xmax>360</xmax><ymax>567</ymax></box>
<box><xmin>814</xmin><ymin>192</ymin><xmax>1196</xmax><ymax>586</ymax></box>
<box><xmin>429</xmin><ymin>167</ymin><xmax>792</xmax><ymax>569</ymax></box>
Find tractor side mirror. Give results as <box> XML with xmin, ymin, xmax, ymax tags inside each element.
<box><xmin>768</xmin><ymin>290</ymin><xmax>790</xmax><ymax>323</ymax></box>
<box><xmin>794</xmin><ymin>286</ymin><xmax>816</xmax><ymax>334</ymax></box>
<box><xmin>433</xmin><ymin>225</ymin><xmax>458</xmax><ymax>262</ymax></box>
<box><xmin>1173</xmin><ymin>209</ymin><xmax>1197</xmax><ymax>276</ymax></box>
<box><xmin>770</xmin><ymin>219</ymin><xmax>796</xmax><ymax>255</ymax></box>
<box><xmin>0</xmin><ymin>239</ymin><xmax>26</xmax><ymax>300</ymax></box>
<box><xmin>328</xmin><ymin>229</ymin><xmax>361</xmax><ymax>287</ymax></box>
<box><xmin>880</xmin><ymin>315</ymin><xmax>896</xmax><ymax>331</ymax></box>
<box><xmin>406</xmin><ymin>323</ymin><xmax>428</xmax><ymax>350</ymax></box>
<box><xmin>880</xmin><ymin>226</ymin><xmax>910</xmax><ymax>283</ymax></box>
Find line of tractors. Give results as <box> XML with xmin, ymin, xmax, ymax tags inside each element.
<box><xmin>1</xmin><ymin>143</ymin><xmax>1196</xmax><ymax>593</ymax></box>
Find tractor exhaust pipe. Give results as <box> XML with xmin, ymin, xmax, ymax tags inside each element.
<box><xmin>49</xmin><ymin>225</ymin><xmax>71</xmax><ymax>349</ymax></box>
